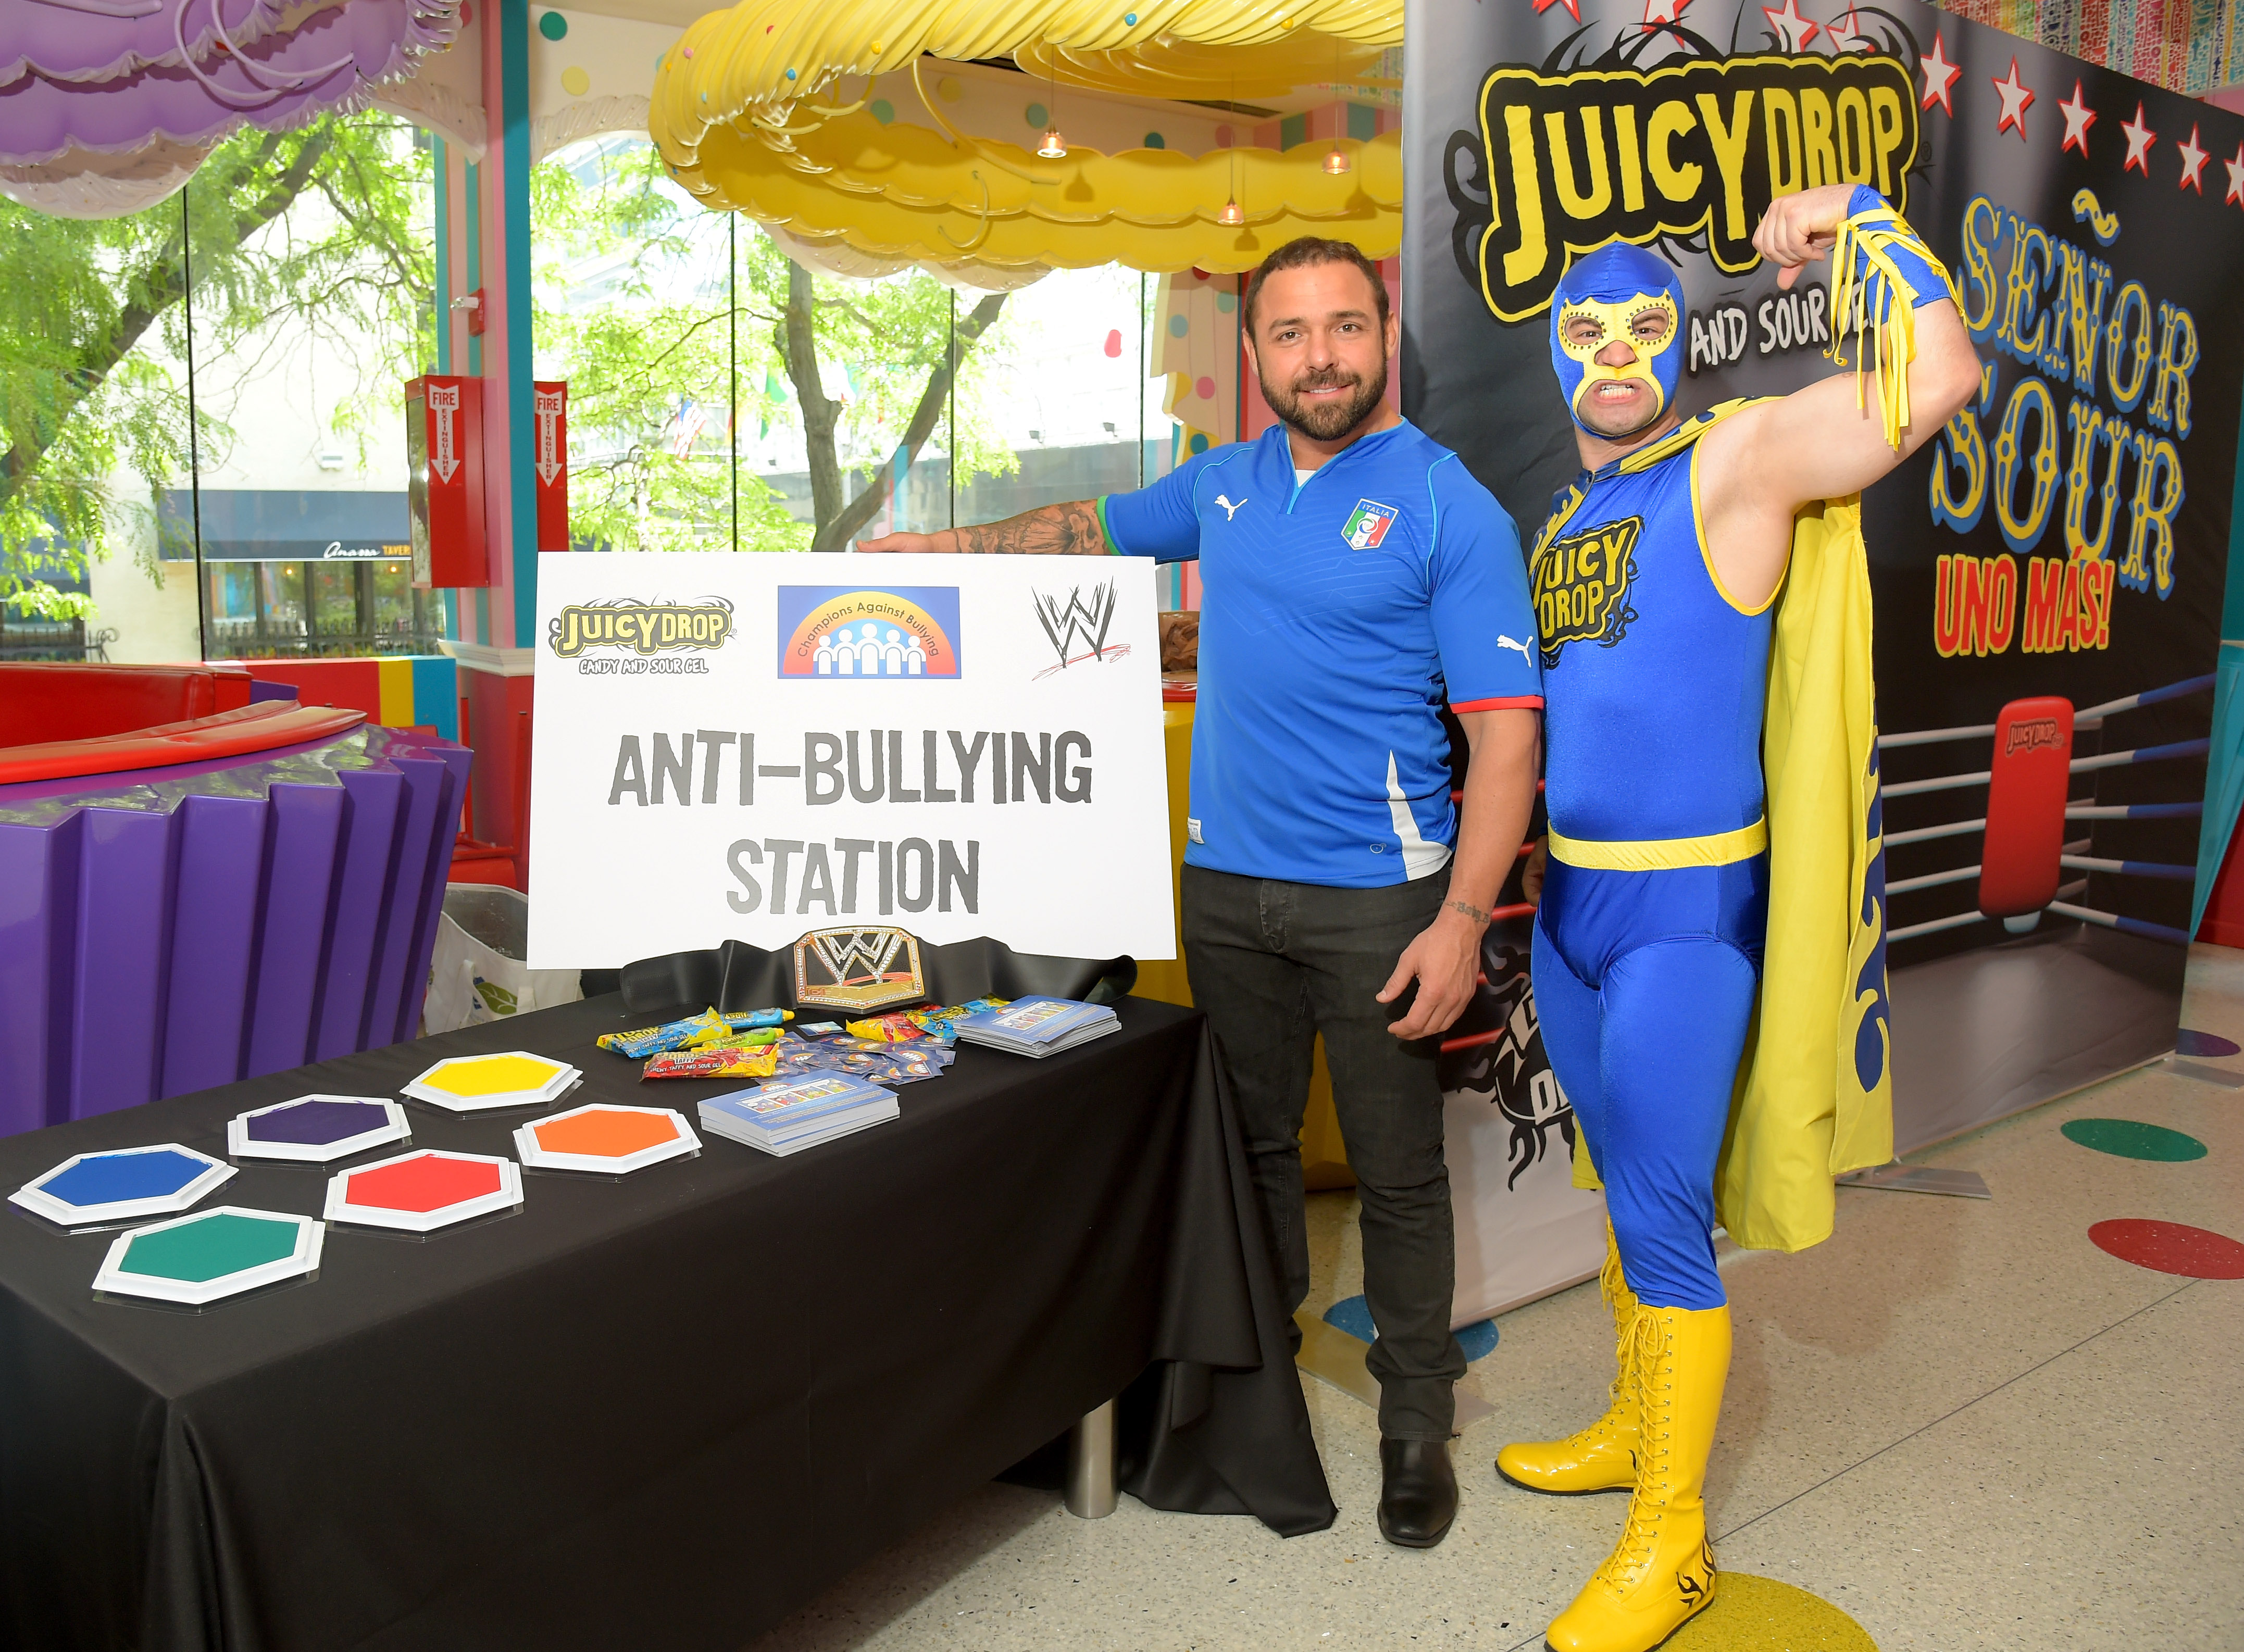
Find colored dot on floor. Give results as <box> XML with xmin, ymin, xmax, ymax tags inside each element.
<box><xmin>870</xmin><ymin>99</ymin><xmax>894</xmax><ymax>124</ymax></box>
<box><xmin>2175</xmin><ymin>1028</ymin><xmax>2241</xmax><ymax>1057</ymax></box>
<box><xmin>1321</xmin><ymin>1294</ymin><xmax>1498</xmax><ymax>1360</ymax></box>
<box><xmin>1668</xmin><ymin>1572</ymin><xmax>1877</xmax><ymax>1650</ymax></box>
<box><xmin>537</xmin><ymin>9</ymin><xmax>567</xmax><ymax>41</ymax></box>
<box><xmin>1168</xmin><ymin>313</ymin><xmax>1189</xmax><ymax>337</ymax></box>
<box><xmin>561</xmin><ymin>66</ymin><xmax>590</xmax><ymax>96</ymax></box>
<box><xmin>1144</xmin><ymin>131</ymin><xmax>1165</xmax><ymax>148</ymax></box>
<box><xmin>2062</xmin><ymin>1118</ymin><xmax>2208</xmax><ymax>1162</ymax></box>
<box><xmin>2089</xmin><ymin>1218</ymin><xmax>2244</xmax><ymax>1280</ymax></box>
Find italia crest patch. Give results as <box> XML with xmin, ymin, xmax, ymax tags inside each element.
<box><xmin>1343</xmin><ymin>498</ymin><xmax>1399</xmax><ymax>550</ymax></box>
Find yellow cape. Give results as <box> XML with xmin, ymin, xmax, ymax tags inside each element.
<box><xmin>1548</xmin><ymin>402</ymin><xmax>1894</xmax><ymax>1252</ymax></box>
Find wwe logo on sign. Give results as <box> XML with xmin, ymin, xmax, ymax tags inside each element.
<box><xmin>1031</xmin><ymin>582</ymin><xmax>1128</xmax><ymax>677</ymax></box>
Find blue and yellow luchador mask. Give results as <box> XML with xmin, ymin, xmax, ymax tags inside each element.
<box><xmin>1549</xmin><ymin>244</ymin><xmax>1686</xmax><ymax>435</ymax></box>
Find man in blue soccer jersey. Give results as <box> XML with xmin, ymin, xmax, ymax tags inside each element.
<box><xmin>1503</xmin><ymin>189</ymin><xmax>1980</xmax><ymax>1652</ymax></box>
<box><xmin>863</xmin><ymin>237</ymin><xmax>1544</xmax><ymax>1547</ymax></box>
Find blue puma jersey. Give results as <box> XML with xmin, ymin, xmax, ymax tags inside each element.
<box><xmin>1102</xmin><ymin>420</ymin><xmax>1542</xmax><ymax>887</ymax></box>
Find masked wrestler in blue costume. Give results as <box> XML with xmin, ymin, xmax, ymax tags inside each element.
<box><xmin>1498</xmin><ymin>189</ymin><xmax>1980</xmax><ymax>1652</ymax></box>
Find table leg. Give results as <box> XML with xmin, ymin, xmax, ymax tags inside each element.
<box><xmin>1063</xmin><ymin>1399</ymin><xmax>1118</xmax><ymax>1519</ymax></box>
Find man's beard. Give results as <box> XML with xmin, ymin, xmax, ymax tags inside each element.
<box><xmin>1261</xmin><ymin>358</ymin><xmax>1389</xmax><ymax>442</ymax></box>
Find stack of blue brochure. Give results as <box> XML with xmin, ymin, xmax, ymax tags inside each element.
<box><xmin>697</xmin><ymin>1073</ymin><xmax>898</xmax><ymax>1156</ymax></box>
<box><xmin>950</xmin><ymin>996</ymin><xmax>1119</xmax><ymax>1058</ymax></box>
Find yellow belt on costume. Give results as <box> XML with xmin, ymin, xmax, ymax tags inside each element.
<box><xmin>1545</xmin><ymin>817</ymin><xmax>1768</xmax><ymax>871</ymax></box>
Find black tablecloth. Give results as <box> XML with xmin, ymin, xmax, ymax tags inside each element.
<box><xmin>0</xmin><ymin>994</ymin><xmax>1333</xmax><ymax>1652</ymax></box>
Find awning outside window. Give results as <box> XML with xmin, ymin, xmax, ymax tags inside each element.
<box><xmin>159</xmin><ymin>491</ymin><xmax>410</xmax><ymax>563</ymax></box>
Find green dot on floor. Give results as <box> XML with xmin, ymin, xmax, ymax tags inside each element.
<box><xmin>538</xmin><ymin>9</ymin><xmax>567</xmax><ymax>40</ymax></box>
<box><xmin>2061</xmin><ymin>1118</ymin><xmax>2208</xmax><ymax>1162</ymax></box>
<box><xmin>1668</xmin><ymin>1572</ymin><xmax>1878</xmax><ymax>1650</ymax></box>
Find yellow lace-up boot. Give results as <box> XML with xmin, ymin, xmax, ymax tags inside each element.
<box><xmin>1496</xmin><ymin>1225</ymin><xmax>1639</xmax><ymax>1495</ymax></box>
<box><xmin>1543</xmin><ymin>1303</ymin><xmax>1731</xmax><ymax>1652</ymax></box>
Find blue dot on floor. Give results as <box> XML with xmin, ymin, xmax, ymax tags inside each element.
<box><xmin>2176</xmin><ymin>1028</ymin><xmax>2241</xmax><ymax>1057</ymax></box>
<box><xmin>1322</xmin><ymin>1294</ymin><xmax>1498</xmax><ymax>1360</ymax></box>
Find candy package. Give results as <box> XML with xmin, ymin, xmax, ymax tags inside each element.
<box><xmin>844</xmin><ymin>1011</ymin><xmax>929</xmax><ymax>1043</ymax></box>
<box><xmin>907</xmin><ymin>997</ymin><xmax>1011</xmax><ymax>1045</ymax></box>
<box><xmin>598</xmin><ymin>1007</ymin><xmax>791</xmax><ymax>1058</ymax></box>
<box><xmin>641</xmin><ymin>1045</ymin><xmax>780</xmax><ymax>1080</ymax></box>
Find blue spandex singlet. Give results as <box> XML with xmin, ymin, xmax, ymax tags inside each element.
<box><xmin>1530</xmin><ymin>424</ymin><xmax>1776</xmax><ymax>1311</ymax></box>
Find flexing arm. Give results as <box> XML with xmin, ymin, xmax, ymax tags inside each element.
<box><xmin>857</xmin><ymin>499</ymin><xmax>1107</xmax><ymax>555</ymax></box>
<box><xmin>1378</xmin><ymin>708</ymin><xmax>1541</xmax><ymax>1040</ymax></box>
<box><xmin>1698</xmin><ymin>183</ymin><xmax>1983</xmax><ymax>608</ymax></box>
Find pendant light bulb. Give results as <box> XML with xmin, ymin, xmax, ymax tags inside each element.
<box><xmin>1037</xmin><ymin>126</ymin><xmax>1067</xmax><ymax>158</ymax></box>
<box><xmin>1323</xmin><ymin>144</ymin><xmax>1351</xmax><ymax>175</ymax></box>
<box><xmin>1218</xmin><ymin>196</ymin><xmax>1244</xmax><ymax>227</ymax></box>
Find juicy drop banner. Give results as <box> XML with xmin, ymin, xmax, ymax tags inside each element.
<box><xmin>528</xmin><ymin>554</ymin><xmax>1175</xmax><ymax>969</ymax></box>
<box><xmin>1406</xmin><ymin>0</ymin><xmax>2244</xmax><ymax>1153</ymax></box>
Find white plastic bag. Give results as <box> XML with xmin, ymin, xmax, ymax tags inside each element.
<box><xmin>420</xmin><ymin>884</ymin><xmax>583</xmax><ymax>1035</ymax></box>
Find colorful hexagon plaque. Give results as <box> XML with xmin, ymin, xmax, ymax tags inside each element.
<box><xmin>228</xmin><ymin>1096</ymin><xmax>412</xmax><ymax>1164</ymax></box>
<box><xmin>322</xmin><ymin>1149</ymin><xmax>522</xmax><ymax>1232</ymax></box>
<box><xmin>401</xmin><ymin>1052</ymin><xmax>580</xmax><ymax>1113</ymax></box>
<box><xmin>513</xmin><ymin>1104</ymin><xmax>701</xmax><ymax>1174</ymax></box>
<box><xmin>11</xmin><ymin>1144</ymin><xmax>236</xmax><ymax>1229</ymax></box>
<box><xmin>93</xmin><ymin>1207</ymin><xmax>323</xmax><ymax>1306</ymax></box>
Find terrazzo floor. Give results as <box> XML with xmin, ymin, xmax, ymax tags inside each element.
<box><xmin>750</xmin><ymin>947</ymin><xmax>2244</xmax><ymax>1651</ymax></box>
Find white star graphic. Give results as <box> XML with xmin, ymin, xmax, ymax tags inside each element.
<box><xmin>2177</xmin><ymin>123</ymin><xmax>2210</xmax><ymax>193</ymax></box>
<box><xmin>1991</xmin><ymin>58</ymin><xmax>2034</xmax><ymax>141</ymax></box>
<box><xmin>1827</xmin><ymin>7</ymin><xmax>1874</xmax><ymax>51</ymax></box>
<box><xmin>2122</xmin><ymin>102</ymin><xmax>2158</xmax><ymax>174</ymax></box>
<box><xmin>1919</xmin><ymin>35</ymin><xmax>1962</xmax><ymax>116</ymax></box>
<box><xmin>2225</xmin><ymin>143</ymin><xmax>2244</xmax><ymax>208</ymax></box>
<box><xmin>2057</xmin><ymin>80</ymin><xmax>2096</xmax><ymax>157</ymax></box>
<box><xmin>1641</xmin><ymin>0</ymin><xmax>1692</xmax><ymax>27</ymax></box>
<box><xmin>1762</xmin><ymin>0</ymin><xmax>1818</xmax><ymax>52</ymax></box>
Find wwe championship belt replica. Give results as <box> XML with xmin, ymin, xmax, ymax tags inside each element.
<box><xmin>791</xmin><ymin>927</ymin><xmax>928</xmax><ymax>1012</ymax></box>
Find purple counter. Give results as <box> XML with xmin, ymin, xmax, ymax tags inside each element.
<box><xmin>0</xmin><ymin>724</ymin><xmax>470</xmax><ymax>1136</ymax></box>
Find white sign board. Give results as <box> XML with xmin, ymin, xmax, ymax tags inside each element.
<box><xmin>526</xmin><ymin>553</ymin><xmax>1177</xmax><ymax>969</ymax></box>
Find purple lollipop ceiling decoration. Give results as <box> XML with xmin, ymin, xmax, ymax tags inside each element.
<box><xmin>0</xmin><ymin>0</ymin><xmax>461</xmax><ymax>168</ymax></box>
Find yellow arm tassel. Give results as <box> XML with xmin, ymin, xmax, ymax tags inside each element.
<box><xmin>1823</xmin><ymin>206</ymin><xmax>1963</xmax><ymax>451</ymax></box>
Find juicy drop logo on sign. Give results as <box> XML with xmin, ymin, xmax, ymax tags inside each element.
<box><xmin>528</xmin><ymin>553</ymin><xmax>1175</xmax><ymax>969</ymax></box>
<box><xmin>1475</xmin><ymin>52</ymin><xmax>1918</xmax><ymax>321</ymax></box>
<box><xmin>1344</xmin><ymin>498</ymin><xmax>1400</xmax><ymax>549</ymax></box>
<box><xmin>779</xmin><ymin>586</ymin><xmax>962</xmax><ymax>678</ymax></box>
<box><xmin>1530</xmin><ymin>516</ymin><xmax>1641</xmax><ymax>668</ymax></box>
<box><xmin>548</xmin><ymin>598</ymin><xmax>735</xmax><ymax>658</ymax></box>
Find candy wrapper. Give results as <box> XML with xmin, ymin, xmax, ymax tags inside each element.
<box><xmin>908</xmin><ymin>997</ymin><xmax>1011</xmax><ymax>1045</ymax></box>
<box><xmin>641</xmin><ymin>1045</ymin><xmax>780</xmax><ymax>1080</ymax></box>
<box><xmin>770</xmin><ymin>1033</ymin><xmax>952</xmax><ymax>1085</ymax></box>
<box><xmin>844</xmin><ymin>1011</ymin><xmax>930</xmax><ymax>1043</ymax></box>
<box><xmin>599</xmin><ymin>1007</ymin><xmax>791</xmax><ymax>1058</ymax></box>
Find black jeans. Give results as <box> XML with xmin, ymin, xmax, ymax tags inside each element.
<box><xmin>1181</xmin><ymin>862</ymin><xmax>1464</xmax><ymax>1441</ymax></box>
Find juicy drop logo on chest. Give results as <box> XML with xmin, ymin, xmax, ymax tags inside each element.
<box><xmin>1531</xmin><ymin>516</ymin><xmax>1642</xmax><ymax>668</ymax></box>
<box><xmin>1343</xmin><ymin>498</ymin><xmax>1399</xmax><ymax>550</ymax></box>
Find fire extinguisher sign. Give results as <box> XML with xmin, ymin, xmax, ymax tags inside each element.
<box><xmin>534</xmin><ymin>380</ymin><xmax>569</xmax><ymax>553</ymax></box>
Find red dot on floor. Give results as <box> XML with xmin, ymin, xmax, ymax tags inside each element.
<box><xmin>1103</xmin><ymin>329</ymin><xmax>1122</xmax><ymax>357</ymax></box>
<box><xmin>2089</xmin><ymin>1218</ymin><xmax>2244</xmax><ymax>1280</ymax></box>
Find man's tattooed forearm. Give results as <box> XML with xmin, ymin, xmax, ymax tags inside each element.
<box><xmin>946</xmin><ymin>499</ymin><xmax>1106</xmax><ymax>555</ymax></box>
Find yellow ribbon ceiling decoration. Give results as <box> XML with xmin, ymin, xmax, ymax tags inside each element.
<box><xmin>648</xmin><ymin>0</ymin><xmax>1405</xmax><ymax>276</ymax></box>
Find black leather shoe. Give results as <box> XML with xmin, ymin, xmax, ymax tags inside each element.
<box><xmin>1376</xmin><ymin>1437</ymin><xmax>1458</xmax><ymax>1548</ymax></box>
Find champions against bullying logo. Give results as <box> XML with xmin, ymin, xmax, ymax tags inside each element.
<box><xmin>778</xmin><ymin>586</ymin><xmax>962</xmax><ymax>678</ymax></box>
